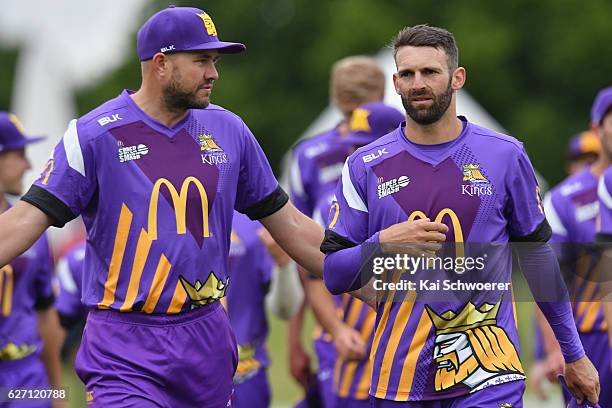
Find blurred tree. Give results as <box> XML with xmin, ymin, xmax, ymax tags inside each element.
<box><xmin>0</xmin><ymin>48</ymin><xmax>19</xmax><ymax>111</ymax></box>
<box><xmin>75</xmin><ymin>0</ymin><xmax>612</xmax><ymax>185</ymax></box>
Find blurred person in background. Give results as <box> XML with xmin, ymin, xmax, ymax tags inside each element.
<box><xmin>0</xmin><ymin>112</ymin><xmax>65</xmax><ymax>408</ymax></box>
<box><xmin>288</xmin><ymin>56</ymin><xmax>386</xmax><ymax>408</ymax></box>
<box><xmin>321</xmin><ymin>24</ymin><xmax>599</xmax><ymax>407</ymax></box>
<box><xmin>306</xmin><ymin>102</ymin><xmax>403</xmax><ymax>408</ymax></box>
<box><xmin>530</xmin><ymin>129</ymin><xmax>603</xmax><ymax>402</ymax></box>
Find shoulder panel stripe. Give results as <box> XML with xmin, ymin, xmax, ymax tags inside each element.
<box><xmin>341</xmin><ymin>160</ymin><xmax>367</xmax><ymax>212</ymax></box>
<box><xmin>63</xmin><ymin>119</ymin><xmax>85</xmax><ymax>177</ymax></box>
<box><xmin>598</xmin><ymin>176</ymin><xmax>612</xmax><ymax>210</ymax></box>
<box><xmin>56</xmin><ymin>258</ymin><xmax>78</xmax><ymax>294</ymax></box>
<box><xmin>543</xmin><ymin>193</ymin><xmax>567</xmax><ymax>236</ymax></box>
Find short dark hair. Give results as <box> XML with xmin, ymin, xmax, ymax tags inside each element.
<box><xmin>392</xmin><ymin>24</ymin><xmax>459</xmax><ymax>71</ymax></box>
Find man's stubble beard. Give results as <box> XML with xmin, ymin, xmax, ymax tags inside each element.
<box><xmin>162</xmin><ymin>70</ymin><xmax>210</xmax><ymax>112</ymax></box>
<box><xmin>401</xmin><ymin>78</ymin><xmax>453</xmax><ymax>125</ymax></box>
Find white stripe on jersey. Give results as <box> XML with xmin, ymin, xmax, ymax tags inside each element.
<box><xmin>290</xmin><ymin>157</ymin><xmax>305</xmax><ymax>196</ymax></box>
<box><xmin>598</xmin><ymin>176</ymin><xmax>612</xmax><ymax>210</ymax></box>
<box><xmin>543</xmin><ymin>193</ymin><xmax>567</xmax><ymax>236</ymax></box>
<box><xmin>63</xmin><ymin>119</ymin><xmax>86</xmax><ymax>177</ymax></box>
<box><xmin>56</xmin><ymin>258</ymin><xmax>78</xmax><ymax>294</ymax></box>
<box><xmin>341</xmin><ymin>159</ymin><xmax>367</xmax><ymax>213</ymax></box>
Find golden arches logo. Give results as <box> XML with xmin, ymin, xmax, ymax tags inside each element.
<box><xmin>148</xmin><ymin>177</ymin><xmax>210</xmax><ymax>241</ymax></box>
<box><xmin>408</xmin><ymin>208</ymin><xmax>464</xmax><ymax>259</ymax></box>
<box><xmin>328</xmin><ymin>201</ymin><xmax>340</xmax><ymax>229</ymax></box>
<box><xmin>39</xmin><ymin>159</ymin><xmax>54</xmax><ymax>185</ymax></box>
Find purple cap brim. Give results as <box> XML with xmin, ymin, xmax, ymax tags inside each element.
<box><xmin>183</xmin><ymin>40</ymin><xmax>245</xmax><ymax>54</ymax></box>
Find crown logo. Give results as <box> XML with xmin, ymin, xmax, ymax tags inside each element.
<box><xmin>198</xmin><ymin>134</ymin><xmax>223</xmax><ymax>152</ymax></box>
<box><xmin>463</xmin><ymin>164</ymin><xmax>489</xmax><ymax>183</ymax></box>
<box><xmin>179</xmin><ymin>272</ymin><xmax>229</xmax><ymax>307</ymax></box>
<box><xmin>197</xmin><ymin>12</ymin><xmax>217</xmax><ymax>36</ymax></box>
<box><xmin>0</xmin><ymin>342</ymin><xmax>36</xmax><ymax>360</ymax></box>
<box><xmin>349</xmin><ymin>108</ymin><xmax>371</xmax><ymax>133</ymax></box>
<box><xmin>425</xmin><ymin>300</ymin><xmax>501</xmax><ymax>335</ymax></box>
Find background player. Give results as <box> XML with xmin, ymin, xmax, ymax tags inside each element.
<box><xmin>0</xmin><ymin>112</ymin><xmax>65</xmax><ymax>408</ymax></box>
<box><xmin>321</xmin><ymin>24</ymin><xmax>599</xmax><ymax>406</ymax></box>
<box><xmin>288</xmin><ymin>56</ymin><xmax>386</xmax><ymax>407</ymax></box>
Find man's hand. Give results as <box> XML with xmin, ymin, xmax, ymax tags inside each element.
<box><xmin>529</xmin><ymin>360</ymin><xmax>550</xmax><ymax>400</ymax></box>
<box><xmin>543</xmin><ymin>348</ymin><xmax>565</xmax><ymax>382</ymax></box>
<box><xmin>332</xmin><ymin>323</ymin><xmax>366</xmax><ymax>361</ymax></box>
<box><xmin>379</xmin><ymin>218</ymin><xmax>448</xmax><ymax>254</ymax></box>
<box><xmin>289</xmin><ymin>341</ymin><xmax>312</xmax><ymax>389</ymax></box>
<box><xmin>564</xmin><ymin>355</ymin><xmax>600</xmax><ymax>404</ymax></box>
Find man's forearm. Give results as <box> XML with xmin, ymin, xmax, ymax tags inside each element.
<box><xmin>517</xmin><ymin>242</ymin><xmax>584</xmax><ymax>362</ymax></box>
<box><xmin>305</xmin><ymin>278</ymin><xmax>344</xmax><ymax>336</ymax></box>
<box><xmin>37</xmin><ymin>308</ymin><xmax>65</xmax><ymax>388</ymax></box>
<box><xmin>0</xmin><ymin>201</ymin><xmax>50</xmax><ymax>267</ymax></box>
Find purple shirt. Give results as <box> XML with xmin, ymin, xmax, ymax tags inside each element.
<box><xmin>597</xmin><ymin>166</ymin><xmax>612</xmax><ymax>237</ymax></box>
<box><xmin>226</xmin><ymin>212</ymin><xmax>272</xmax><ymax>383</ymax></box>
<box><xmin>326</xmin><ymin>118</ymin><xmax>546</xmax><ymax>401</ymax></box>
<box><xmin>55</xmin><ymin>243</ymin><xmax>87</xmax><ymax>323</ymax></box>
<box><xmin>0</xmin><ymin>230</ymin><xmax>53</xmax><ymax>362</ymax></box>
<box><xmin>545</xmin><ymin>168</ymin><xmax>607</xmax><ymax>333</ymax></box>
<box><xmin>25</xmin><ymin>90</ymin><xmax>284</xmax><ymax>314</ymax></box>
<box><xmin>290</xmin><ymin>127</ymin><xmax>352</xmax><ymax>216</ymax></box>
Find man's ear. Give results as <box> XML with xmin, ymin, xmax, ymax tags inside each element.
<box><xmin>451</xmin><ymin>67</ymin><xmax>466</xmax><ymax>91</ymax></box>
<box><xmin>150</xmin><ymin>53</ymin><xmax>171</xmax><ymax>78</ymax></box>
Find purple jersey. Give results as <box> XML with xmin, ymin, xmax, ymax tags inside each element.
<box><xmin>55</xmin><ymin>243</ymin><xmax>87</xmax><ymax>324</ymax></box>
<box><xmin>597</xmin><ymin>166</ymin><xmax>612</xmax><ymax>237</ymax></box>
<box><xmin>315</xmin><ymin>192</ymin><xmax>375</xmax><ymax>401</ymax></box>
<box><xmin>24</xmin><ymin>90</ymin><xmax>284</xmax><ymax>314</ymax></box>
<box><xmin>0</xmin><ymin>231</ymin><xmax>53</xmax><ymax>362</ymax></box>
<box><xmin>225</xmin><ymin>212</ymin><xmax>272</xmax><ymax>384</ymax></box>
<box><xmin>327</xmin><ymin>118</ymin><xmax>547</xmax><ymax>401</ymax></box>
<box><xmin>544</xmin><ymin>168</ymin><xmax>607</xmax><ymax>333</ymax></box>
<box><xmin>290</xmin><ymin>127</ymin><xmax>352</xmax><ymax>216</ymax></box>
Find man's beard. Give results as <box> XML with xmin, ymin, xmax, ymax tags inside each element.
<box><xmin>401</xmin><ymin>79</ymin><xmax>453</xmax><ymax>125</ymax></box>
<box><xmin>162</xmin><ymin>70</ymin><xmax>211</xmax><ymax>112</ymax></box>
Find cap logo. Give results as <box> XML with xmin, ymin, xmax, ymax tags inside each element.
<box><xmin>197</xmin><ymin>12</ymin><xmax>217</xmax><ymax>36</ymax></box>
<box><xmin>349</xmin><ymin>108</ymin><xmax>371</xmax><ymax>132</ymax></box>
<box><xmin>8</xmin><ymin>114</ymin><xmax>26</xmax><ymax>134</ymax></box>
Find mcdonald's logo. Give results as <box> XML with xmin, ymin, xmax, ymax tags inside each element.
<box><xmin>148</xmin><ymin>176</ymin><xmax>211</xmax><ymax>241</ymax></box>
<box><xmin>408</xmin><ymin>208</ymin><xmax>464</xmax><ymax>257</ymax></box>
<box><xmin>328</xmin><ymin>201</ymin><xmax>340</xmax><ymax>229</ymax></box>
<box><xmin>0</xmin><ymin>265</ymin><xmax>14</xmax><ymax>317</ymax></box>
<box><xmin>39</xmin><ymin>159</ymin><xmax>54</xmax><ymax>185</ymax></box>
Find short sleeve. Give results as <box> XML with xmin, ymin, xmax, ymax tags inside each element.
<box><xmin>22</xmin><ymin>119</ymin><xmax>96</xmax><ymax>227</ymax></box>
<box><xmin>321</xmin><ymin>158</ymin><xmax>369</xmax><ymax>253</ymax></box>
<box><xmin>597</xmin><ymin>170</ymin><xmax>612</xmax><ymax>239</ymax></box>
<box><xmin>505</xmin><ymin>147</ymin><xmax>550</xmax><ymax>242</ymax></box>
<box><xmin>55</xmin><ymin>250</ymin><xmax>85</xmax><ymax>319</ymax></box>
<box><xmin>33</xmin><ymin>234</ymin><xmax>54</xmax><ymax>310</ymax></box>
<box><xmin>234</xmin><ymin>122</ymin><xmax>287</xmax><ymax>220</ymax></box>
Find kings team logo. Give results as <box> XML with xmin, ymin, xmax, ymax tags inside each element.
<box><xmin>199</xmin><ymin>133</ymin><xmax>228</xmax><ymax>165</ymax></box>
<box><xmin>425</xmin><ymin>299</ymin><xmax>524</xmax><ymax>393</ymax></box>
<box><xmin>462</xmin><ymin>164</ymin><xmax>493</xmax><ymax>197</ymax></box>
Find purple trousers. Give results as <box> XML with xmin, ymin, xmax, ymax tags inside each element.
<box><xmin>0</xmin><ymin>354</ymin><xmax>50</xmax><ymax>408</ymax></box>
<box><xmin>75</xmin><ymin>302</ymin><xmax>237</xmax><ymax>407</ymax></box>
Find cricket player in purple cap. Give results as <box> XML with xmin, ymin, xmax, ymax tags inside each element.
<box><xmin>306</xmin><ymin>102</ymin><xmax>403</xmax><ymax>408</ymax></box>
<box><xmin>0</xmin><ymin>7</ymin><xmax>333</xmax><ymax>407</ymax></box>
<box><xmin>0</xmin><ymin>112</ymin><xmax>65</xmax><ymax>408</ymax></box>
<box><xmin>321</xmin><ymin>25</ymin><xmax>600</xmax><ymax>407</ymax></box>
<box><xmin>289</xmin><ymin>56</ymin><xmax>386</xmax><ymax>408</ymax></box>
<box><xmin>535</xmin><ymin>88</ymin><xmax>612</xmax><ymax>407</ymax></box>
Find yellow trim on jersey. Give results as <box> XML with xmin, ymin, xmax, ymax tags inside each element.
<box><xmin>142</xmin><ymin>254</ymin><xmax>172</xmax><ymax>314</ymax></box>
<box><xmin>0</xmin><ymin>265</ymin><xmax>14</xmax><ymax>317</ymax></box>
<box><xmin>395</xmin><ymin>310</ymin><xmax>432</xmax><ymax>400</ymax></box>
<box><xmin>120</xmin><ymin>229</ymin><xmax>153</xmax><ymax>312</ymax></box>
<box><xmin>99</xmin><ymin>204</ymin><xmax>133</xmax><ymax>309</ymax></box>
<box><xmin>167</xmin><ymin>280</ymin><xmax>188</xmax><ymax>314</ymax></box>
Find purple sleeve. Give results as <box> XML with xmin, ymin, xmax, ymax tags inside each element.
<box><xmin>516</xmin><ymin>242</ymin><xmax>585</xmax><ymax>362</ymax></box>
<box><xmin>322</xmin><ymin>159</ymin><xmax>376</xmax><ymax>294</ymax></box>
<box><xmin>289</xmin><ymin>148</ymin><xmax>314</xmax><ymax>216</ymax></box>
<box><xmin>234</xmin><ymin>122</ymin><xmax>286</xmax><ymax>219</ymax></box>
<box><xmin>33</xmin><ymin>234</ymin><xmax>54</xmax><ymax>309</ymax></box>
<box><xmin>24</xmin><ymin>119</ymin><xmax>96</xmax><ymax>227</ymax></box>
<box><xmin>506</xmin><ymin>147</ymin><xmax>548</xmax><ymax>240</ymax></box>
<box><xmin>597</xmin><ymin>170</ymin><xmax>612</xmax><ymax>238</ymax></box>
<box><xmin>55</xmin><ymin>251</ymin><xmax>85</xmax><ymax>319</ymax></box>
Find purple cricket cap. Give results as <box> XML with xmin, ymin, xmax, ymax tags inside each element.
<box><xmin>567</xmin><ymin>130</ymin><xmax>601</xmax><ymax>159</ymax></box>
<box><xmin>591</xmin><ymin>86</ymin><xmax>612</xmax><ymax>125</ymax></box>
<box><xmin>137</xmin><ymin>6</ymin><xmax>245</xmax><ymax>61</ymax></box>
<box><xmin>0</xmin><ymin>112</ymin><xmax>45</xmax><ymax>154</ymax></box>
<box><xmin>341</xmin><ymin>102</ymin><xmax>404</xmax><ymax>146</ymax></box>
<box><xmin>558</xmin><ymin>374</ymin><xmax>601</xmax><ymax>408</ymax></box>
